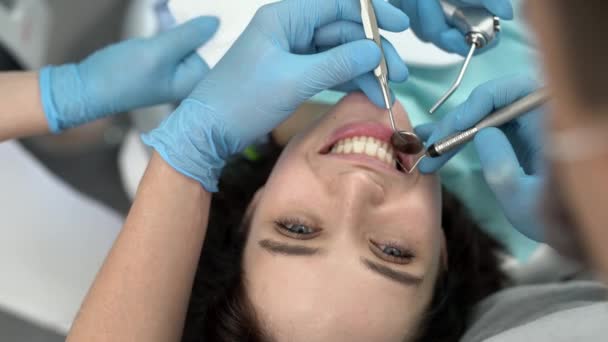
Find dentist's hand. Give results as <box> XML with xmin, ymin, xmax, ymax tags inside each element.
<box><xmin>415</xmin><ymin>76</ymin><xmax>545</xmax><ymax>241</ymax></box>
<box><xmin>143</xmin><ymin>0</ymin><xmax>410</xmax><ymax>192</ymax></box>
<box><xmin>390</xmin><ymin>0</ymin><xmax>513</xmax><ymax>55</ymax></box>
<box><xmin>40</xmin><ymin>17</ymin><xmax>219</xmax><ymax>133</ymax></box>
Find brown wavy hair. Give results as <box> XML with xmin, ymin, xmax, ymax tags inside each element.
<box><xmin>182</xmin><ymin>141</ymin><xmax>508</xmax><ymax>342</ymax></box>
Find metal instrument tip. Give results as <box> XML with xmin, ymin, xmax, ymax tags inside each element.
<box><xmin>406</xmin><ymin>154</ymin><xmax>426</xmax><ymax>174</ymax></box>
<box><xmin>429</xmin><ymin>42</ymin><xmax>478</xmax><ymax>114</ymax></box>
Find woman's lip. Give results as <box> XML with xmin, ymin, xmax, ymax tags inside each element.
<box><xmin>319</xmin><ymin>121</ymin><xmax>417</xmax><ymax>173</ymax></box>
<box><xmin>323</xmin><ymin>153</ymin><xmax>404</xmax><ymax>176</ymax></box>
<box><xmin>319</xmin><ymin>121</ymin><xmax>394</xmax><ymax>154</ymax></box>
<box><xmin>396</xmin><ymin>151</ymin><xmax>417</xmax><ymax>173</ymax></box>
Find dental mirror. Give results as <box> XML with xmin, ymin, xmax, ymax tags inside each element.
<box><xmin>390</xmin><ymin>131</ymin><xmax>424</xmax><ymax>155</ymax></box>
<box><xmin>386</xmin><ymin>107</ymin><xmax>424</xmax><ymax>156</ymax></box>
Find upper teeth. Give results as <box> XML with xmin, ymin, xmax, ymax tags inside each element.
<box><xmin>330</xmin><ymin>136</ymin><xmax>396</xmax><ymax>167</ymax></box>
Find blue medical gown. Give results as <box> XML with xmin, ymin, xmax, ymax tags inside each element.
<box><xmin>312</xmin><ymin>1</ymin><xmax>540</xmax><ymax>261</ymax></box>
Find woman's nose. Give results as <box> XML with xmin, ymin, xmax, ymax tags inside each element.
<box><xmin>328</xmin><ymin>171</ymin><xmax>386</xmax><ymax>213</ymax></box>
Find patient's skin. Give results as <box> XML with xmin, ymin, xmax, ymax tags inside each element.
<box><xmin>244</xmin><ymin>93</ymin><xmax>446</xmax><ymax>341</ymax></box>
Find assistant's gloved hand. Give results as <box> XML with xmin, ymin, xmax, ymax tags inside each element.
<box><xmin>390</xmin><ymin>0</ymin><xmax>513</xmax><ymax>55</ymax></box>
<box><xmin>143</xmin><ymin>0</ymin><xmax>410</xmax><ymax>192</ymax></box>
<box><xmin>414</xmin><ymin>75</ymin><xmax>545</xmax><ymax>241</ymax></box>
<box><xmin>39</xmin><ymin>16</ymin><xmax>219</xmax><ymax>133</ymax></box>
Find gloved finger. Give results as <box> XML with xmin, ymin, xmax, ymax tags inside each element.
<box><xmin>500</xmin><ymin>102</ymin><xmax>543</xmax><ymax>142</ymax></box>
<box><xmin>475</xmin><ymin>128</ymin><xmax>523</xmax><ymax>193</ymax></box>
<box><xmin>417</xmin><ymin>144</ymin><xmax>463</xmax><ymax>174</ymax></box>
<box><xmin>437</xmin><ymin>29</ymin><xmax>472</xmax><ymax>55</ymax></box>
<box><xmin>415</xmin><ymin>100</ymin><xmax>468</xmax><ymax>173</ymax></box>
<box><xmin>453</xmin><ymin>75</ymin><xmax>539</xmax><ymax>131</ymax></box>
<box><xmin>499</xmin><ymin>106</ymin><xmax>544</xmax><ymax>174</ymax></box>
<box><xmin>370</xmin><ymin>0</ymin><xmax>410</xmax><ymax>32</ymax></box>
<box><xmin>314</xmin><ymin>21</ymin><xmax>409</xmax><ymax>82</ymax></box>
<box><xmin>332</xmin><ymin>82</ymin><xmax>359</xmax><ymax>94</ymax></box>
<box><xmin>460</xmin><ymin>0</ymin><xmax>514</xmax><ymax>19</ymax></box>
<box><xmin>270</xmin><ymin>0</ymin><xmax>409</xmax><ymax>32</ymax></box>
<box><xmin>153</xmin><ymin>16</ymin><xmax>220</xmax><ymax>62</ymax></box>
<box><xmin>416</xmin><ymin>0</ymin><xmax>450</xmax><ymax>42</ymax></box>
<box><xmin>474</xmin><ymin>127</ymin><xmax>544</xmax><ymax>241</ymax></box>
<box><xmin>413</xmin><ymin>122</ymin><xmax>437</xmax><ymax>141</ymax></box>
<box><xmin>475</xmin><ymin>128</ymin><xmax>544</xmax><ymax>240</ymax></box>
<box><xmin>171</xmin><ymin>53</ymin><xmax>211</xmax><ymax>99</ymax></box>
<box><xmin>394</xmin><ymin>1</ymin><xmax>423</xmax><ymax>38</ymax></box>
<box><xmin>418</xmin><ymin>76</ymin><xmax>522</xmax><ymax>155</ymax></box>
<box><xmin>296</xmin><ymin>39</ymin><xmax>382</xmax><ymax>97</ymax></box>
<box><xmin>415</xmin><ymin>121</ymin><xmax>465</xmax><ymax>173</ymax></box>
<box><xmin>315</xmin><ymin>43</ymin><xmax>398</xmax><ymax>99</ymax></box>
<box><xmin>314</xmin><ymin>44</ymin><xmax>387</xmax><ymax>101</ymax></box>
<box><xmin>331</xmin><ymin>73</ymin><xmax>396</xmax><ymax>109</ymax></box>
<box><xmin>351</xmin><ymin>73</ymin><xmax>397</xmax><ymax>108</ymax></box>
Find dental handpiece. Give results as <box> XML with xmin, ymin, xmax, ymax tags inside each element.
<box><xmin>410</xmin><ymin>89</ymin><xmax>549</xmax><ymax>172</ymax></box>
<box><xmin>429</xmin><ymin>0</ymin><xmax>502</xmax><ymax>114</ymax></box>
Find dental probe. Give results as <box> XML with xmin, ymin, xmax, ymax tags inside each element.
<box><xmin>409</xmin><ymin>89</ymin><xmax>549</xmax><ymax>173</ymax></box>
<box><xmin>429</xmin><ymin>0</ymin><xmax>502</xmax><ymax>114</ymax></box>
<box><xmin>360</xmin><ymin>0</ymin><xmax>423</xmax><ymax>155</ymax></box>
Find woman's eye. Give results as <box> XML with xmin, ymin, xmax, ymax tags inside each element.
<box><xmin>383</xmin><ymin>246</ymin><xmax>404</xmax><ymax>257</ymax></box>
<box><xmin>274</xmin><ymin>218</ymin><xmax>321</xmax><ymax>240</ymax></box>
<box><xmin>370</xmin><ymin>240</ymin><xmax>414</xmax><ymax>265</ymax></box>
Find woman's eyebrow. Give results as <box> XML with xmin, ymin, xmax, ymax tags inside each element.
<box><xmin>258</xmin><ymin>241</ymin><xmax>422</xmax><ymax>286</ymax></box>
<box><xmin>258</xmin><ymin>239</ymin><xmax>320</xmax><ymax>256</ymax></box>
<box><xmin>361</xmin><ymin>258</ymin><xmax>423</xmax><ymax>287</ymax></box>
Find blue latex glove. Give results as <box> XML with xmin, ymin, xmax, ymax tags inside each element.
<box><xmin>39</xmin><ymin>16</ymin><xmax>219</xmax><ymax>133</ymax></box>
<box><xmin>313</xmin><ymin>20</ymin><xmax>410</xmax><ymax>104</ymax></box>
<box><xmin>415</xmin><ymin>75</ymin><xmax>545</xmax><ymax>241</ymax></box>
<box><xmin>390</xmin><ymin>0</ymin><xmax>513</xmax><ymax>55</ymax></box>
<box><xmin>143</xmin><ymin>0</ymin><xmax>410</xmax><ymax>192</ymax></box>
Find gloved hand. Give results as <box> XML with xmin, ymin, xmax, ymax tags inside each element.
<box><xmin>39</xmin><ymin>16</ymin><xmax>219</xmax><ymax>133</ymax></box>
<box><xmin>143</xmin><ymin>0</ymin><xmax>410</xmax><ymax>192</ymax></box>
<box><xmin>390</xmin><ymin>0</ymin><xmax>513</xmax><ymax>55</ymax></box>
<box><xmin>414</xmin><ymin>75</ymin><xmax>545</xmax><ymax>241</ymax></box>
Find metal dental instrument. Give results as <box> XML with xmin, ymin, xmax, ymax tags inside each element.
<box><xmin>360</xmin><ymin>0</ymin><xmax>424</xmax><ymax>156</ymax></box>
<box><xmin>408</xmin><ymin>89</ymin><xmax>549</xmax><ymax>173</ymax></box>
<box><xmin>429</xmin><ymin>0</ymin><xmax>502</xmax><ymax>114</ymax></box>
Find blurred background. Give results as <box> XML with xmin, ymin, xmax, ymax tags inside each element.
<box><xmin>0</xmin><ymin>0</ymin><xmax>174</xmax><ymax>340</ymax></box>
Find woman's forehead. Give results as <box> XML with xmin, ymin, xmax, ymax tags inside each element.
<box><xmin>244</xmin><ymin>256</ymin><xmax>429</xmax><ymax>342</ymax></box>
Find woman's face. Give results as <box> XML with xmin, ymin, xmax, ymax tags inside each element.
<box><xmin>243</xmin><ymin>93</ymin><xmax>445</xmax><ymax>341</ymax></box>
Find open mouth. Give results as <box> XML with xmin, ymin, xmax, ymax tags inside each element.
<box><xmin>319</xmin><ymin>122</ymin><xmax>414</xmax><ymax>174</ymax></box>
<box><xmin>325</xmin><ymin>136</ymin><xmax>407</xmax><ymax>172</ymax></box>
